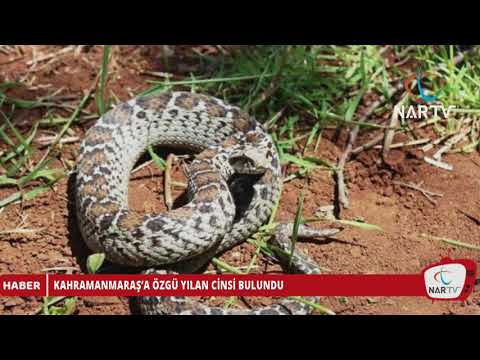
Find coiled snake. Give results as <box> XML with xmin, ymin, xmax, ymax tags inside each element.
<box><xmin>75</xmin><ymin>91</ymin><xmax>340</xmax><ymax>315</ymax></box>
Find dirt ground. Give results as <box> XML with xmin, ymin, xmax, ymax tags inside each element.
<box><xmin>0</xmin><ymin>45</ymin><xmax>479</xmax><ymax>315</ymax></box>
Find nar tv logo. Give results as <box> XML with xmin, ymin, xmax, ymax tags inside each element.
<box><xmin>424</xmin><ymin>264</ymin><xmax>465</xmax><ymax>299</ymax></box>
<box><xmin>423</xmin><ymin>258</ymin><xmax>477</xmax><ymax>301</ymax></box>
<box><xmin>394</xmin><ymin>71</ymin><xmax>456</xmax><ymax>121</ymax></box>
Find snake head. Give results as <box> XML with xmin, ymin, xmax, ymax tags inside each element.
<box><xmin>229</xmin><ymin>131</ymin><xmax>274</xmax><ymax>175</ymax></box>
<box><xmin>229</xmin><ymin>151</ymin><xmax>269</xmax><ymax>175</ymax></box>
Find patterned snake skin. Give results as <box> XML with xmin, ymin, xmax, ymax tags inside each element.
<box><xmin>75</xmin><ymin>91</ymin><xmax>340</xmax><ymax>315</ymax></box>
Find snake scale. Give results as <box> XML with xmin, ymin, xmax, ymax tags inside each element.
<box><xmin>75</xmin><ymin>91</ymin><xmax>340</xmax><ymax>315</ymax></box>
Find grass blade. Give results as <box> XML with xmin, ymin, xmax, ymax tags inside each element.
<box><xmin>281</xmin><ymin>153</ymin><xmax>317</xmax><ymax>170</ymax></box>
<box><xmin>289</xmin><ymin>192</ymin><xmax>304</xmax><ymax>266</ymax></box>
<box><xmin>0</xmin><ymin>176</ymin><xmax>64</xmax><ymax>209</ymax></box>
<box><xmin>147</xmin><ymin>146</ymin><xmax>166</xmax><ymax>170</ymax></box>
<box><xmin>336</xmin><ymin>219</ymin><xmax>383</xmax><ymax>232</ymax></box>
<box><xmin>142</xmin><ymin>74</ymin><xmax>276</xmax><ymax>97</ymax></box>
<box><xmin>0</xmin><ymin>191</ymin><xmax>21</xmax><ymax>208</ymax></box>
<box><xmin>421</xmin><ymin>234</ymin><xmax>480</xmax><ymax>251</ymax></box>
<box><xmin>86</xmin><ymin>253</ymin><xmax>106</xmax><ymax>274</ymax></box>
<box><xmin>1</xmin><ymin>121</ymin><xmax>39</xmax><ymax>163</ymax></box>
<box><xmin>0</xmin><ymin>175</ymin><xmax>17</xmax><ymax>186</ymax></box>
<box><xmin>96</xmin><ymin>45</ymin><xmax>112</xmax><ymax>115</ymax></box>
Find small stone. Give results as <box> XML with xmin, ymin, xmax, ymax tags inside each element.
<box><xmin>382</xmin><ymin>186</ymin><xmax>393</xmax><ymax>197</ymax></box>
<box><xmin>350</xmin><ymin>247</ymin><xmax>362</xmax><ymax>258</ymax></box>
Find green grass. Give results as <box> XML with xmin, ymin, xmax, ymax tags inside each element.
<box><xmin>1</xmin><ymin>44</ymin><xmax>478</xmax><ymax>215</ymax></box>
<box><xmin>96</xmin><ymin>45</ymin><xmax>112</xmax><ymax>115</ymax></box>
<box><xmin>39</xmin><ymin>296</ymin><xmax>77</xmax><ymax>315</ymax></box>
<box><xmin>0</xmin><ymin>90</ymin><xmax>90</xmax><ymax>210</ymax></box>
<box><xmin>289</xmin><ymin>192</ymin><xmax>304</xmax><ymax>267</ymax></box>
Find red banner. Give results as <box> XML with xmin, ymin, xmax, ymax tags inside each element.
<box><xmin>0</xmin><ymin>274</ymin><xmax>46</xmax><ymax>297</ymax></box>
<box><xmin>0</xmin><ymin>258</ymin><xmax>476</xmax><ymax>301</ymax></box>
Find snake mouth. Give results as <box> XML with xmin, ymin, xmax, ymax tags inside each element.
<box><xmin>228</xmin><ymin>173</ymin><xmax>262</xmax><ymax>222</ymax></box>
<box><xmin>229</xmin><ymin>156</ymin><xmax>267</xmax><ymax>175</ymax></box>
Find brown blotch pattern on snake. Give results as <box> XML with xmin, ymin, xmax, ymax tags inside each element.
<box><xmin>174</xmin><ymin>93</ymin><xmax>202</xmax><ymax>110</ymax></box>
<box><xmin>117</xmin><ymin>212</ymin><xmax>146</xmax><ymax>232</ymax></box>
<box><xmin>191</xmin><ymin>171</ymin><xmax>223</xmax><ymax>189</ymax></box>
<box><xmin>137</xmin><ymin>93</ymin><xmax>172</xmax><ymax>113</ymax></box>
<box><xmin>194</xmin><ymin>184</ymin><xmax>220</xmax><ymax>203</ymax></box>
<box><xmin>102</xmin><ymin>103</ymin><xmax>134</xmax><ymax>126</ymax></box>
<box><xmin>196</xmin><ymin>149</ymin><xmax>219</xmax><ymax>160</ymax></box>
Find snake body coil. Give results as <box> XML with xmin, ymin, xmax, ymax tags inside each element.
<box><xmin>76</xmin><ymin>91</ymin><xmax>337</xmax><ymax>315</ymax></box>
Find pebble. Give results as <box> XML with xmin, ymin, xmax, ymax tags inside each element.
<box><xmin>349</xmin><ymin>247</ymin><xmax>362</xmax><ymax>258</ymax></box>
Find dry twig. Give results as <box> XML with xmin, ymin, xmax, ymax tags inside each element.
<box><xmin>35</xmin><ymin>135</ymin><xmax>80</xmax><ymax>148</ymax></box>
<box><xmin>382</xmin><ymin>97</ymin><xmax>405</xmax><ymax>159</ymax></box>
<box><xmin>393</xmin><ymin>180</ymin><xmax>443</xmax><ymax>205</ymax></box>
<box><xmin>164</xmin><ymin>154</ymin><xmax>176</xmax><ymax>211</ymax></box>
<box><xmin>432</xmin><ymin>127</ymin><xmax>470</xmax><ymax>161</ymax></box>
<box><xmin>335</xmin><ymin>125</ymin><xmax>359</xmax><ymax>210</ymax></box>
<box><xmin>26</xmin><ymin>46</ymin><xmax>75</xmax><ymax>67</ymax></box>
<box><xmin>373</xmin><ymin>138</ymin><xmax>430</xmax><ymax>150</ymax></box>
<box><xmin>423</xmin><ymin>156</ymin><xmax>454</xmax><ymax>171</ymax></box>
